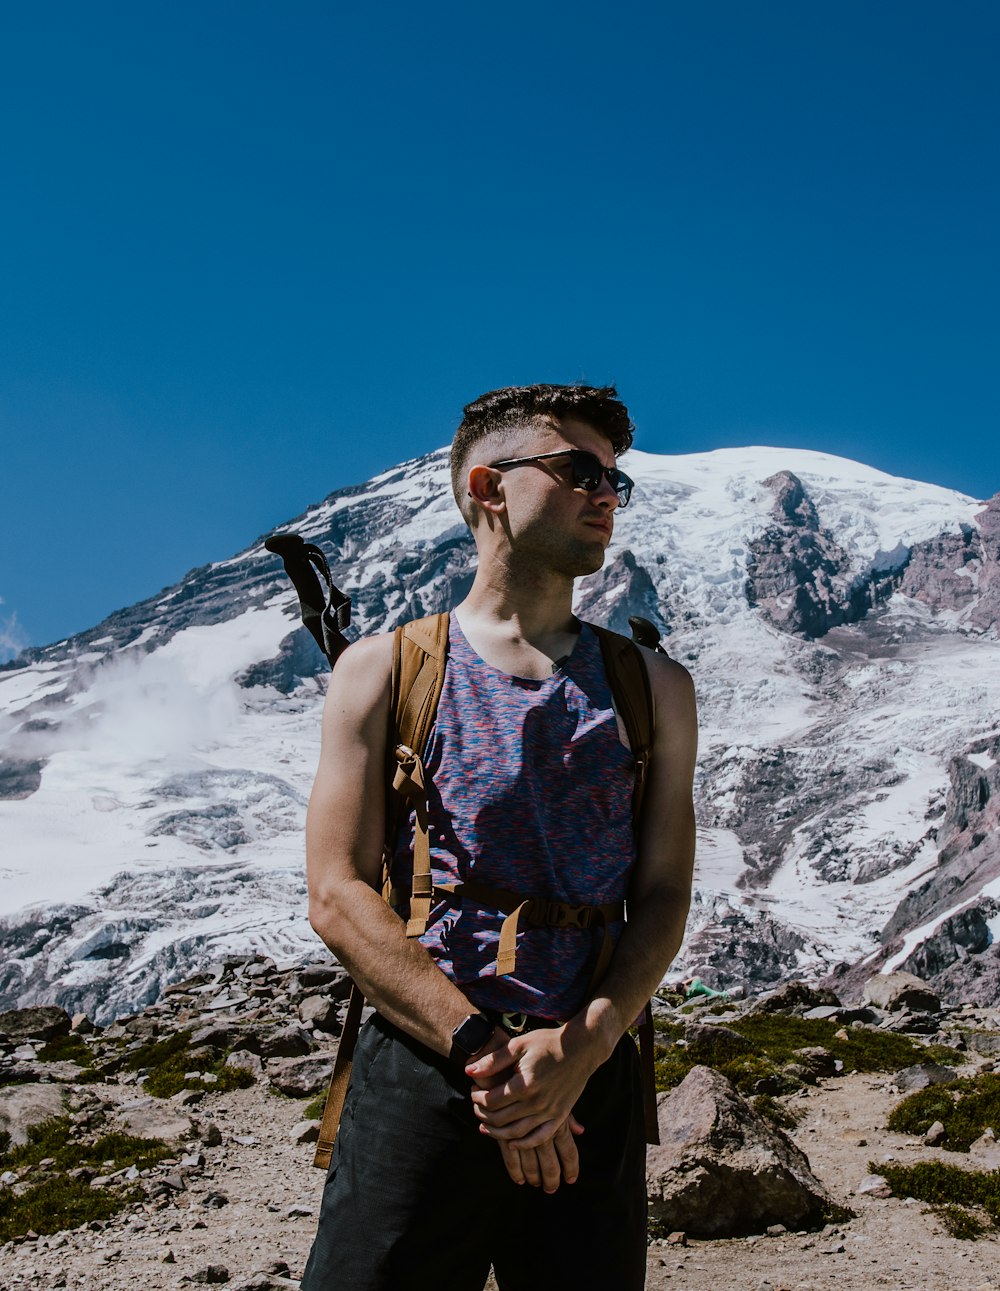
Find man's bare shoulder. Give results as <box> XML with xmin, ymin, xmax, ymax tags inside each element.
<box><xmin>322</xmin><ymin>632</ymin><xmax>395</xmax><ymax>718</ymax></box>
<box><xmin>637</xmin><ymin>644</ymin><xmax>696</xmax><ymax>710</ymax></box>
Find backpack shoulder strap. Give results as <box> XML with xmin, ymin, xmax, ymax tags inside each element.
<box><xmin>588</xmin><ymin>623</ymin><xmax>654</xmax><ymax>822</ymax></box>
<box><xmin>392</xmin><ymin>613</ymin><xmax>450</xmax><ymax>758</ymax></box>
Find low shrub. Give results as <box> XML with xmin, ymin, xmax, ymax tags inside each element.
<box><xmin>35</xmin><ymin>1033</ymin><xmax>94</xmax><ymax>1066</ymax></box>
<box><xmin>876</xmin><ymin>1160</ymin><xmax>1000</xmax><ymax>1228</ymax></box>
<box><xmin>887</xmin><ymin>1072</ymin><xmax>1000</xmax><ymax>1150</ymax></box>
<box><xmin>929</xmin><ymin>1203</ymin><xmax>991</xmax><ymax>1240</ymax></box>
<box><xmin>303</xmin><ymin>1092</ymin><xmax>327</xmax><ymax>1120</ymax></box>
<box><xmin>119</xmin><ymin>1028</ymin><xmax>255</xmax><ymax>1099</ymax></box>
<box><xmin>752</xmin><ymin>1094</ymin><xmax>804</xmax><ymax>1129</ymax></box>
<box><xmin>0</xmin><ymin>1117</ymin><xmax>170</xmax><ymax>1174</ymax></box>
<box><xmin>652</xmin><ymin>1011</ymin><xmax>957</xmax><ymax>1096</ymax></box>
<box><xmin>0</xmin><ymin>1175</ymin><xmax>141</xmax><ymax>1243</ymax></box>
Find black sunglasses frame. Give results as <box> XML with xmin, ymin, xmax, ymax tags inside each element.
<box><xmin>487</xmin><ymin>449</ymin><xmax>634</xmax><ymax>508</ymax></box>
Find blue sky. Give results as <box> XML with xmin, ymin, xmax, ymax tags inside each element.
<box><xmin>1</xmin><ymin>1</ymin><xmax>997</xmax><ymax>652</ymax></box>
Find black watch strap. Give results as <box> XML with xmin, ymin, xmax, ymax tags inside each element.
<box><xmin>449</xmin><ymin>1012</ymin><xmax>494</xmax><ymax>1063</ymax></box>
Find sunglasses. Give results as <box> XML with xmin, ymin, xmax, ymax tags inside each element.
<box><xmin>488</xmin><ymin>449</ymin><xmax>634</xmax><ymax>508</ymax></box>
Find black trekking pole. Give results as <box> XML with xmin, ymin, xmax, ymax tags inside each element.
<box><xmin>264</xmin><ymin>533</ymin><xmax>352</xmax><ymax>668</ymax></box>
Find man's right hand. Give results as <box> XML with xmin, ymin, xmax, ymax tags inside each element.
<box><xmin>497</xmin><ymin>1113</ymin><xmax>584</xmax><ymax>1193</ymax></box>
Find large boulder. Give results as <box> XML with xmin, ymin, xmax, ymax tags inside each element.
<box><xmin>894</xmin><ymin>1061</ymin><xmax>959</xmax><ymax>1093</ymax></box>
<box><xmin>0</xmin><ymin>1006</ymin><xmax>72</xmax><ymax>1043</ymax></box>
<box><xmin>751</xmin><ymin>981</ymin><xmax>841</xmax><ymax>1015</ymax></box>
<box><xmin>267</xmin><ymin>1053</ymin><xmax>335</xmax><ymax>1097</ymax></box>
<box><xmin>682</xmin><ymin>1023</ymin><xmax>756</xmax><ymax>1065</ymax></box>
<box><xmin>116</xmin><ymin>1100</ymin><xmax>194</xmax><ymax>1143</ymax></box>
<box><xmin>861</xmin><ymin>972</ymin><xmax>940</xmax><ymax>1013</ymax></box>
<box><xmin>257</xmin><ymin>1024</ymin><xmax>313</xmax><ymax>1060</ymax></box>
<box><xmin>646</xmin><ymin>1065</ymin><xmax>831</xmax><ymax>1236</ymax></box>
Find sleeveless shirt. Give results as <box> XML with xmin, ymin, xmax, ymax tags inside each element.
<box><xmin>392</xmin><ymin>612</ymin><xmax>638</xmax><ymax>1020</ymax></box>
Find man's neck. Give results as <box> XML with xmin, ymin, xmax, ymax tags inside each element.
<box><xmin>454</xmin><ymin>568</ymin><xmax>581</xmax><ymax>678</ymax></box>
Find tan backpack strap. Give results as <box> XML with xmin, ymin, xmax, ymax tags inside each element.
<box><xmin>590</xmin><ymin>623</ymin><xmax>654</xmax><ymax>823</ymax></box>
<box><xmin>389</xmin><ymin>613</ymin><xmax>450</xmax><ymax>939</ymax></box>
<box><xmin>313</xmin><ymin>984</ymin><xmax>366</xmax><ymax>1170</ymax></box>
<box><xmin>436</xmin><ymin>879</ymin><xmax>623</xmax><ymax>983</ymax></box>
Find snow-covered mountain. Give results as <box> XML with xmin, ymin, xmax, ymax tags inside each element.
<box><xmin>2</xmin><ymin>445</ymin><xmax>999</xmax><ymax>1022</ymax></box>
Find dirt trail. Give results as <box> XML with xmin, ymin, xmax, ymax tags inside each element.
<box><xmin>3</xmin><ymin>1070</ymin><xmax>997</xmax><ymax>1291</ymax></box>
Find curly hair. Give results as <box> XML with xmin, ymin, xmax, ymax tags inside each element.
<box><xmin>450</xmin><ymin>383</ymin><xmax>635</xmax><ymax>517</ymax></box>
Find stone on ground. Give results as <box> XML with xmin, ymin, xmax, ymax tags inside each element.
<box><xmin>646</xmin><ymin>1064</ymin><xmax>831</xmax><ymax>1237</ymax></box>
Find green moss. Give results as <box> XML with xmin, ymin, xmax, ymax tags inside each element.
<box><xmin>653</xmin><ymin>1010</ymin><xmax>964</xmax><ymax>1099</ymax></box>
<box><xmin>35</xmin><ymin>1033</ymin><xmax>94</xmax><ymax>1066</ymax></box>
<box><xmin>887</xmin><ymin>1072</ymin><xmax>1000</xmax><ymax>1151</ymax></box>
<box><xmin>123</xmin><ymin>1029</ymin><xmax>193</xmax><ymax>1072</ymax></box>
<box><xmin>876</xmin><ymin>1160</ymin><xmax>1000</xmax><ymax>1225</ymax></box>
<box><xmin>0</xmin><ymin>1117</ymin><xmax>170</xmax><ymax>1174</ymax></box>
<box><xmin>143</xmin><ymin>1055</ymin><xmax>254</xmax><ymax>1099</ymax></box>
<box><xmin>0</xmin><ymin>1176</ymin><xmax>142</xmax><ymax>1243</ymax></box>
<box><xmin>0</xmin><ymin>1116</ymin><xmax>171</xmax><ymax>1242</ymax></box>
<box><xmin>118</xmin><ymin>1027</ymin><xmax>254</xmax><ymax>1098</ymax></box>
<box><xmin>303</xmin><ymin>1092</ymin><xmax>327</xmax><ymax>1120</ymax></box>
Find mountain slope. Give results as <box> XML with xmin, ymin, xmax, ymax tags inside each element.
<box><xmin>1</xmin><ymin>445</ymin><xmax>998</xmax><ymax>1020</ymax></box>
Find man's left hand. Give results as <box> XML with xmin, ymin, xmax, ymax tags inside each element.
<box><xmin>465</xmin><ymin>1025</ymin><xmax>603</xmax><ymax>1149</ymax></box>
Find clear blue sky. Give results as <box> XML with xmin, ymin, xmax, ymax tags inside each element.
<box><xmin>1</xmin><ymin>0</ymin><xmax>997</xmax><ymax>653</ymax></box>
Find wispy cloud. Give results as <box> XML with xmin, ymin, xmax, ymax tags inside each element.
<box><xmin>0</xmin><ymin>600</ymin><xmax>28</xmax><ymax>664</ymax></box>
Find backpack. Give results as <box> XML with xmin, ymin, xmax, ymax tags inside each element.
<box><xmin>313</xmin><ymin>613</ymin><xmax>660</xmax><ymax>1168</ymax></box>
<box><xmin>261</xmin><ymin>535</ymin><xmax>661</xmax><ymax>1168</ymax></box>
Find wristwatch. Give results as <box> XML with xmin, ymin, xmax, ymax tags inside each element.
<box><xmin>449</xmin><ymin>1012</ymin><xmax>494</xmax><ymax>1063</ymax></box>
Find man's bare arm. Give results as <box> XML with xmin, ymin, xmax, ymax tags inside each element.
<box><xmin>466</xmin><ymin>650</ymin><xmax>697</xmax><ymax>1146</ymax></box>
<box><xmin>306</xmin><ymin>634</ymin><xmax>484</xmax><ymax>1056</ymax></box>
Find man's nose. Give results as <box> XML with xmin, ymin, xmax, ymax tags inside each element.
<box><xmin>591</xmin><ymin>473</ymin><xmax>619</xmax><ymax>509</ymax></box>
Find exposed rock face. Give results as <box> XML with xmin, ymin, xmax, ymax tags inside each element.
<box><xmin>680</xmin><ymin>906</ymin><xmax>807</xmax><ymax>992</ymax></box>
<box><xmin>576</xmin><ymin>548</ymin><xmax>670</xmax><ymax>639</ymax></box>
<box><xmin>0</xmin><ymin>756</ymin><xmax>45</xmax><ymax>799</ymax></box>
<box><xmin>237</xmin><ymin>628</ymin><xmax>328</xmax><ymax>694</ymax></box>
<box><xmin>745</xmin><ymin>472</ymin><xmax>900</xmax><ymax>639</ymax></box>
<box><xmin>865</xmin><ymin>733</ymin><xmax>1000</xmax><ymax>1004</ymax></box>
<box><xmin>900</xmin><ymin>492</ymin><xmax>1000</xmax><ymax>632</ymax></box>
<box><xmin>646</xmin><ymin>1065</ymin><xmax>831</xmax><ymax>1236</ymax></box>
<box><xmin>899</xmin><ymin>902</ymin><xmax>996</xmax><ymax>980</ymax></box>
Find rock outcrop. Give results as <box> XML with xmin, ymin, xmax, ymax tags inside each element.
<box><xmin>646</xmin><ymin>1065</ymin><xmax>831</xmax><ymax>1236</ymax></box>
<box><xmin>745</xmin><ymin>472</ymin><xmax>899</xmax><ymax>639</ymax></box>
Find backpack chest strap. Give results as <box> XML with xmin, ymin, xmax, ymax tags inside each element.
<box><xmin>431</xmin><ymin>879</ymin><xmax>624</xmax><ymax>990</ymax></box>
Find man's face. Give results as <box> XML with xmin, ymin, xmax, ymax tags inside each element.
<box><xmin>490</xmin><ymin>418</ymin><xmax>622</xmax><ymax>578</ymax></box>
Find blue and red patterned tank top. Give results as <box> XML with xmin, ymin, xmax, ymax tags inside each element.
<box><xmin>391</xmin><ymin>612</ymin><xmax>638</xmax><ymax>1020</ymax></box>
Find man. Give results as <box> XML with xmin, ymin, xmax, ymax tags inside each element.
<box><xmin>301</xmin><ymin>384</ymin><xmax>697</xmax><ymax>1290</ymax></box>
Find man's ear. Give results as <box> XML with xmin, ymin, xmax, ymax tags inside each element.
<box><xmin>467</xmin><ymin>464</ymin><xmax>505</xmax><ymax>514</ymax></box>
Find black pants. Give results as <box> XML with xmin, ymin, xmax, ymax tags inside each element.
<box><xmin>300</xmin><ymin>1014</ymin><xmax>647</xmax><ymax>1291</ymax></box>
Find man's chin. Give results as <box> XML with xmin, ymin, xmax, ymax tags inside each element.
<box><xmin>572</xmin><ymin>546</ymin><xmax>607</xmax><ymax>577</ymax></box>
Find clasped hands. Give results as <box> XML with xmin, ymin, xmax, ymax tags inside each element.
<box><xmin>464</xmin><ymin>1025</ymin><xmax>596</xmax><ymax>1195</ymax></box>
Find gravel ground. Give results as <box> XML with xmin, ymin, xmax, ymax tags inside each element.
<box><xmin>3</xmin><ymin>1067</ymin><xmax>998</xmax><ymax>1290</ymax></box>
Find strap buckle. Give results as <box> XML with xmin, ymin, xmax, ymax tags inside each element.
<box><xmin>544</xmin><ymin>902</ymin><xmax>592</xmax><ymax>930</ymax></box>
<box><xmin>500</xmin><ymin>1011</ymin><xmax>528</xmax><ymax>1035</ymax></box>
